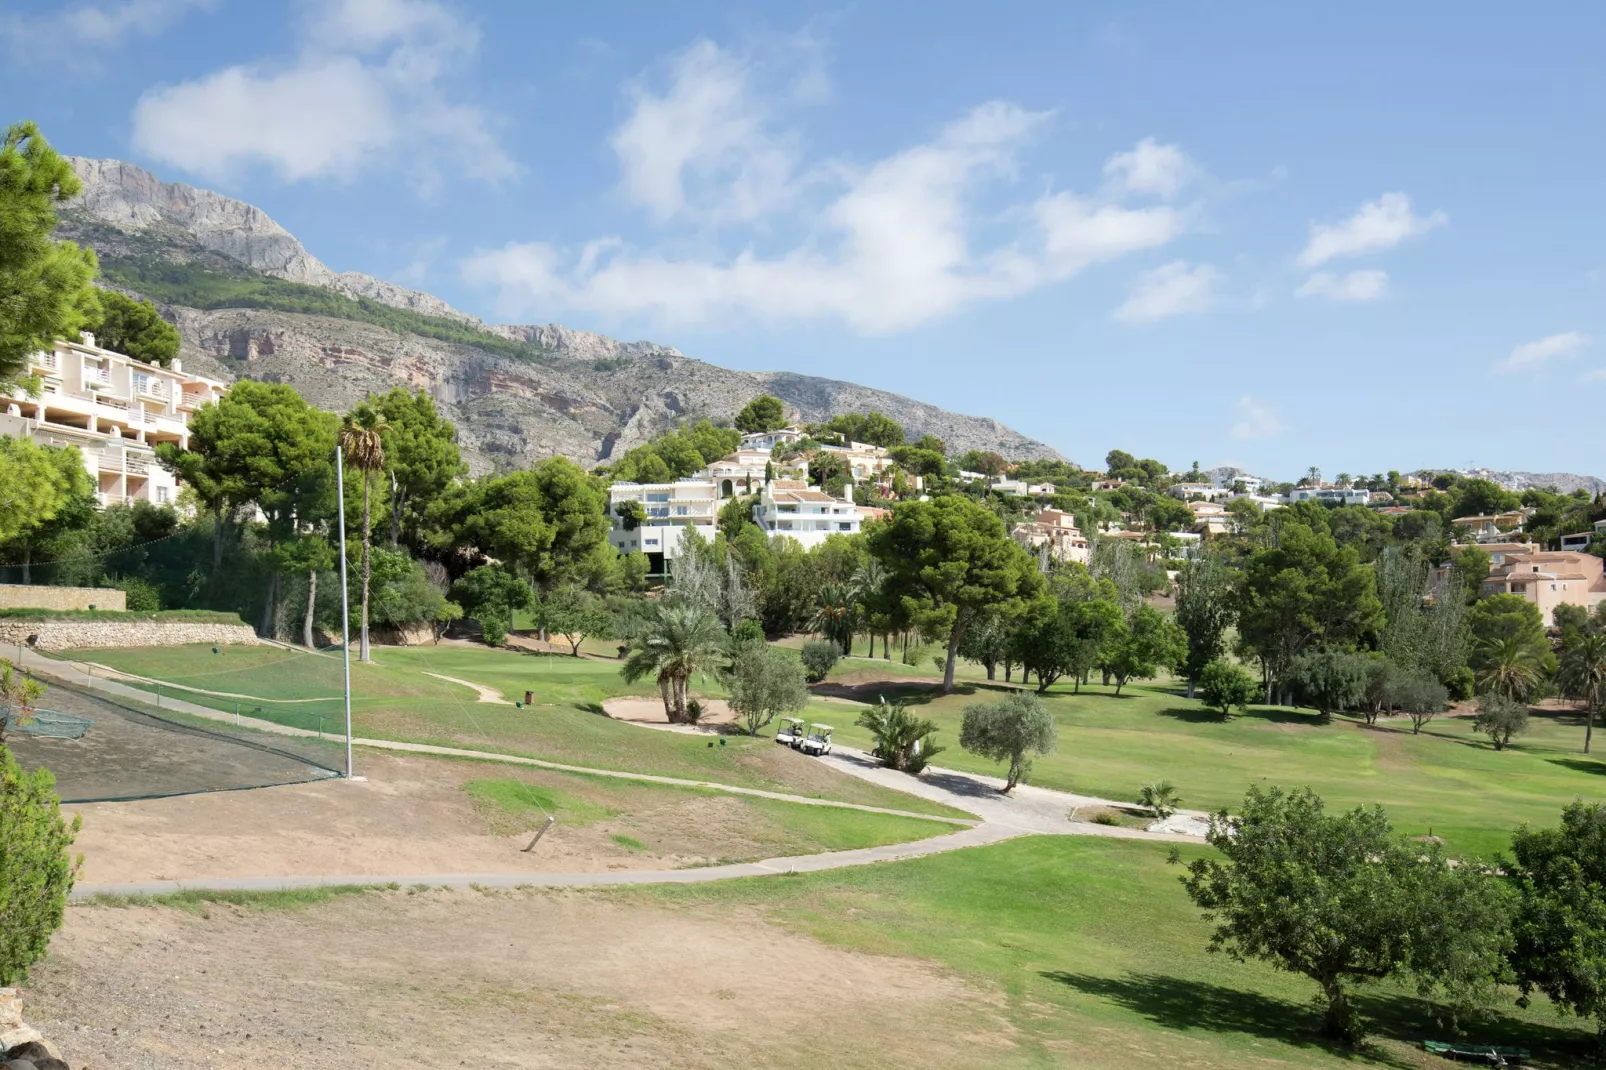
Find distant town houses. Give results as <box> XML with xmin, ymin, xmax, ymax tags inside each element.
<box><xmin>1559</xmin><ymin>518</ymin><xmax>1606</xmax><ymax>552</ymax></box>
<box><xmin>753</xmin><ymin>479</ymin><xmax>865</xmax><ymax>549</ymax></box>
<box><xmin>608</xmin><ymin>478</ymin><xmax>720</xmax><ymax>571</ymax></box>
<box><xmin>1010</xmin><ymin>508</ymin><xmax>1090</xmax><ymax>565</ymax></box>
<box><xmin>2</xmin><ymin>333</ymin><xmax>229</xmax><ymax>509</ymax></box>
<box><xmin>1284</xmin><ymin>485</ymin><xmax>1372</xmax><ymax>506</ymax></box>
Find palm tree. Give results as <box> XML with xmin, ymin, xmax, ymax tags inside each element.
<box><xmin>1558</xmin><ymin>632</ymin><xmax>1606</xmax><ymax>754</ymax></box>
<box><xmin>338</xmin><ymin>405</ymin><xmax>389</xmax><ymax>663</ymax></box>
<box><xmin>852</xmin><ymin>559</ymin><xmax>889</xmax><ymax>658</ymax></box>
<box><xmin>811</xmin><ymin>582</ymin><xmax>857</xmax><ymax>655</ymax></box>
<box><xmin>1476</xmin><ymin>635</ymin><xmax>1543</xmax><ymax>703</ymax></box>
<box><xmin>621</xmin><ymin>601</ymin><xmax>728</xmax><ymax>723</ymax></box>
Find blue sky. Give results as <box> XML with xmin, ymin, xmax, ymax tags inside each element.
<box><xmin>4</xmin><ymin>1</ymin><xmax>1603</xmax><ymax>478</ymax></box>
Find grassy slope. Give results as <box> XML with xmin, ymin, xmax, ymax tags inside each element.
<box><xmin>66</xmin><ymin>644</ymin><xmax>968</xmax><ymax>819</ymax></box>
<box><xmin>815</xmin><ymin>658</ymin><xmax>1606</xmax><ymax>859</ymax></box>
<box><xmin>632</xmin><ymin>836</ymin><xmax>1599</xmax><ymax>1069</ymax></box>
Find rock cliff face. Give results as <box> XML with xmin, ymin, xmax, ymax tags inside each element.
<box><xmin>60</xmin><ymin>157</ymin><xmax>1063</xmax><ymax>471</ymax></box>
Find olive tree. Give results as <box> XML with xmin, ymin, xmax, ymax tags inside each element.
<box><xmin>725</xmin><ymin>641</ymin><xmax>808</xmax><ymax>736</ymax></box>
<box><xmin>958</xmin><ymin>691</ymin><xmax>1057</xmax><ymax>792</ymax></box>
<box><xmin>1176</xmin><ymin>787</ymin><xmax>1511</xmax><ymax>1045</ymax></box>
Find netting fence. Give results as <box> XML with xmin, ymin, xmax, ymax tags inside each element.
<box><xmin>7</xmin><ymin>670</ymin><xmax>344</xmax><ymax>803</ymax></box>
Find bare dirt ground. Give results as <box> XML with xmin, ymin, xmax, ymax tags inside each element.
<box><xmin>61</xmin><ymin>751</ymin><xmax>902</xmax><ymax>885</ymax></box>
<box><xmin>25</xmin><ymin>890</ymin><xmax>1018</xmax><ymax>1069</ymax></box>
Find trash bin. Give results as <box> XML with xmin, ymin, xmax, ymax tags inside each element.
<box><xmin>524</xmin><ymin>690</ymin><xmax>534</xmax><ymax>706</ymax></box>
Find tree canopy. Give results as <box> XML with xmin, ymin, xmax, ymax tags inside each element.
<box><xmin>734</xmin><ymin>394</ymin><xmax>786</xmax><ymax>433</ymax></box>
<box><xmin>84</xmin><ymin>290</ymin><xmax>180</xmax><ymax>366</ymax></box>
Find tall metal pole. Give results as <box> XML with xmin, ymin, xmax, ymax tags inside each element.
<box><xmin>336</xmin><ymin>442</ymin><xmax>354</xmax><ymax>778</ymax></box>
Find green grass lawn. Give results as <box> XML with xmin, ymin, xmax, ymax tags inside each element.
<box><xmin>629</xmin><ymin>835</ymin><xmax>1600</xmax><ymax>1069</ymax></box>
<box><xmin>816</xmin><ymin>672</ymin><xmax>1606</xmax><ymax>858</ymax></box>
<box><xmin>62</xmin><ymin>643</ymin><xmax>967</xmax><ymax>819</ymax></box>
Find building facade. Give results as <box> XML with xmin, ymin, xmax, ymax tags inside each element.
<box><xmin>751</xmin><ymin>480</ymin><xmax>863</xmax><ymax>549</ymax></box>
<box><xmin>1011</xmin><ymin>507</ymin><xmax>1090</xmax><ymax>565</ymax></box>
<box><xmin>2</xmin><ymin>334</ymin><xmax>228</xmax><ymax>509</ymax></box>
<box><xmin>1480</xmin><ymin>550</ymin><xmax>1606</xmax><ymax>626</ymax></box>
<box><xmin>607</xmin><ymin>479</ymin><xmax>719</xmax><ymax>573</ymax></box>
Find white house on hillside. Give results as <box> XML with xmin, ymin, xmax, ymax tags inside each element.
<box><xmin>739</xmin><ymin>426</ymin><xmax>806</xmax><ymax>451</ymax></box>
<box><xmin>2</xmin><ymin>333</ymin><xmax>229</xmax><ymax>509</ymax></box>
<box><xmin>752</xmin><ymin>480</ymin><xmax>863</xmax><ymax>549</ymax></box>
<box><xmin>1285</xmin><ymin>486</ymin><xmax>1371</xmax><ymax>506</ymax></box>
<box><xmin>608</xmin><ymin>479</ymin><xmax>719</xmax><ymax>573</ymax></box>
<box><xmin>1168</xmin><ymin>481</ymin><xmax>1232</xmax><ymax>502</ymax></box>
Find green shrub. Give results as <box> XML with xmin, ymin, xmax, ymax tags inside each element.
<box><xmin>1138</xmin><ymin>780</ymin><xmax>1182</xmax><ymax>819</ymax></box>
<box><xmin>800</xmin><ymin>638</ymin><xmax>840</xmax><ymax>682</ymax></box>
<box><xmin>856</xmin><ymin>698</ymin><xmax>943</xmax><ymax>774</ymax></box>
<box><xmin>730</xmin><ymin>618</ymin><xmax>766</xmax><ymax>645</ymax></box>
<box><xmin>480</xmin><ymin>616</ymin><xmax>508</xmax><ymax>647</ymax></box>
<box><xmin>0</xmin><ymin>749</ymin><xmax>80</xmax><ymax>985</ymax></box>
<box><xmin>901</xmin><ymin>643</ymin><xmax>930</xmax><ymax>667</ymax></box>
<box><xmin>1199</xmin><ymin>660</ymin><xmax>1258</xmax><ymax>717</ymax></box>
<box><xmin>108</xmin><ymin>576</ymin><xmax>161</xmax><ymax>612</ymax></box>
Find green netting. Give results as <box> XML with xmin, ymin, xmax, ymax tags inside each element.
<box><xmin>3</xmin><ymin>708</ymin><xmax>93</xmax><ymax>740</ymax></box>
<box><xmin>7</xmin><ymin>674</ymin><xmax>344</xmax><ymax>804</ymax></box>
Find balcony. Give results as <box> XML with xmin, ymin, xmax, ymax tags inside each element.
<box><xmin>134</xmin><ymin>377</ymin><xmax>169</xmax><ymax>400</ymax></box>
<box><xmin>30</xmin><ymin>352</ymin><xmax>59</xmax><ymax>373</ymax></box>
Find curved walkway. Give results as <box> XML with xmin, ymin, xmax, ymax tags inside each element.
<box><xmin>421</xmin><ymin>672</ymin><xmax>511</xmax><ymax>704</ymax></box>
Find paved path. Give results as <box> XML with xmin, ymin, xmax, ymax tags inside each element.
<box><xmin>71</xmin><ymin>823</ymin><xmax>1024</xmax><ymax>899</ymax></box>
<box><xmin>818</xmin><ymin>746</ymin><xmax>1208</xmax><ymax>842</ymax></box>
<box><xmin>422</xmin><ymin>672</ymin><xmax>511</xmax><ymax>704</ymax></box>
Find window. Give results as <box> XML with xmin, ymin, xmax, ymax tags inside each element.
<box><xmin>839</xmin><ymin>522</ymin><xmax>852</xmax><ymax>531</ymax></box>
<box><xmin>156</xmin><ymin>485</ymin><xmax>169</xmax><ymax>503</ymax></box>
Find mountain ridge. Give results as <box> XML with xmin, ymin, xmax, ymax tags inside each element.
<box><xmin>59</xmin><ymin>156</ymin><xmax>1063</xmax><ymax>471</ymax></box>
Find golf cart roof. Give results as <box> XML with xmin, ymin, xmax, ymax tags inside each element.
<box><xmin>808</xmin><ymin>724</ymin><xmax>833</xmax><ymax>732</ymax></box>
<box><xmin>780</xmin><ymin>716</ymin><xmax>806</xmax><ymax>725</ymax></box>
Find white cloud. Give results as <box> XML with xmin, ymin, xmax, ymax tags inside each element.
<box><xmin>1295</xmin><ymin>269</ymin><xmax>1389</xmax><ymax>302</ymax></box>
<box><xmin>1495</xmin><ymin>331</ymin><xmax>1591</xmax><ymax>373</ymax></box>
<box><xmin>1230</xmin><ymin>396</ymin><xmax>1287</xmax><ymax>441</ymax></box>
<box><xmin>1103</xmin><ymin>138</ymin><xmax>1196</xmax><ymax>199</ymax></box>
<box><xmin>1113</xmin><ymin>261</ymin><xmax>1222</xmax><ymax>323</ymax></box>
<box><xmin>2</xmin><ymin>0</ymin><xmax>212</xmax><ymax>54</ymax></box>
<box><xmin>130</xmin><ymin>0</ymin><xmax>511</xmax><ymax>186</ymax></box>
<box><xmin>610</xmin><ymin>39</ymin><xmax>806</xmax><ymax>225</ymax></box>
<box><xmin>465</xmin><ymin>64</ymin><xmax>1191</xmax><ymax>334</ymax></box>
<box><xmin>1297</xmin><ymin>192</ymin><xmax>1446</xmax><ymax>268</ymax></box>
<box><xmin>1580</xmin><ymin>368</ymin><xmax>1606</xmax><ymax>383</ymax></box>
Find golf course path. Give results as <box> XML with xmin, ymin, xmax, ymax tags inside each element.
<box><xmin>818</xmin><ymin>746</ymin><xmax>1212</xmax><ymax>839</ymax></box>
<box><xmin>421</xmin><ymin>672</ymin><xmax>512</xmax><ymax>704</ymax></box>
<box><xmin>70</xmin><ymin>822</ymin><xmax>1025</xmax><ymax>899</ymax></box>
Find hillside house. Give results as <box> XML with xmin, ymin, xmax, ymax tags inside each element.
<box><xmin>1011</xmin><ymin>508</ymin><xmax>1090</xmax><ymax>564</ymax></box>
<box><xmin>608</xmin><ymin>479</ymin><xmax>719</xmax><ymax>574</ymax></box>
<box><xmin>1168</xmin><ymin>482</ymin><xmax>1232</xmax><ymax>502</ymax></box>
<box><xmin>1480</xmin><ymin>549</ymin><xmax>1606</xmax><ymax>626</ymax></box>
<box><xmin>2</xmin><ymin>333</ymin><xmax>229</xmax><ymax>509</ymax></box>
<box><xmin>1560</xmin><ymin>519</ymin><xmax>1606</xmax><ymax>552</ymax></box>
<box><xmin>752</xmin><ymin>480</ymin><xmax>864</xmax><ymax>549</ymax></box>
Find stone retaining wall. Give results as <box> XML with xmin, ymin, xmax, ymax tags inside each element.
<box><xmin>0</xmin><ymin>584</ymin><xmax>126</xmax><ymax>612</ymax></box>
<box><xmin>0</xmin><ymin>621</ymin><xmax>259</xmax><ymax>651</ymax></box>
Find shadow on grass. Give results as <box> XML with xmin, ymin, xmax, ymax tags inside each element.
<box><xmin>810</xmin><ymin>680</ymin><xmax>985</xmax><ymax>706</ymax></box>
<box><xmin>1155</xmin><ymin>705</ymin><xmax>1322</xmax><ymax>726</ymax></box>
<box><xmin>1043</xmin><ymin>971</ymin><xmax>1599</xmax><ymax>1068</ymax></box>
<box><xmin>1547</xmin><ymin>757</ymin><xmax>1606</xmax><ymax>776</ymax></box>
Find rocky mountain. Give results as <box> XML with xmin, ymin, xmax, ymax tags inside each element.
<box><xmin>1417</xmin><ymin>469</ymin><xmax>1605</xmax><ymax>496</ymax></box>
<box><xmin>59</xmin><ymin>157</ymin><xmax>1062</xmax><ymax>472</ymax></box>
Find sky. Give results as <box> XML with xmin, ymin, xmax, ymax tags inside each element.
<box><xmin>3</xmin><ymin>0</ymin><xmax>1603</xmax><ymax>479</ymax></box>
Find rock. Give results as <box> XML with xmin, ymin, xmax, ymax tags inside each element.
<box><xmin>3</xmin><ymin>1058</ymin><xmax>37</xmax><ymax>1070</ymax></box>
<box><xmin>0</xmin><ymin>1028</ymin><xmax>41</xmax><ymax>1054</ymax></box>
<box><xmin>0</xmin><ymin>991</ymin><xmax>19</xmax><ymax>1031</ymax></box>
<box><xmin>5</xmin><ymin>1040</ymin><xmax>66</xmax><ymax>1070</ymax></box>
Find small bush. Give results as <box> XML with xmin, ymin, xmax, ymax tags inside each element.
<box><xmin>1472</xmin><ymin>693</ymin><xmax>1529</xmax><ymax>751</ymax></box>
<box><xmin>0</xmin><ymin>750</ymin><xmax>80</xmax><ymax>985</ymax></box>
<box><xmin>1199</xmin><ymin>660</ymin><xmax>1258</xmax><ymax>717</ymax></box>
<box><xmin>901</xmin><ymin>643</ymin><xmax>930</xmax><ymax>667</ymax></box>
<box><xmin>730</xmin><ymin>618</ymin><xmax>766</xmax><ymax>645</ymax></box>
<box><xmin>800</xmin><ymin>638</ymin><xmax>840</xmax><ymax>682</ymax></box>
<box><xmin>479</xmin><ymin>616</ymin><xmax>508</xmax><ymax>646</ymax></box>
<box><xmin>685</xmin><ymin>698</ymin><xmax>706</xmax><ymax>723</ymax></box>
<box><xmin>1091</xmin><ymin>812</ymin><xmax>1119</xmax><ymax>826</ymax></box>
<box><xmin>107</xmin><ymin>577</ymin><xmax>161</xmax><ymax>612</ymax></box>
<box><xmin>1138</xmin><ymin>780</ymin><xmax>1182</xmax><ymax>819</ymax></box>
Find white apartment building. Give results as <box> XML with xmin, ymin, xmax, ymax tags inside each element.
<box><xmin>1168</xmin><ymin>481</ymin><xmax>1233</xmax><ymax>502</ymax></box>
<box><xmin>1284</xmin><ymin>486</ymin><xmax>1371</xmax><ymax>506</ymax></box>
<box><xmin>752</xmin><ymin>480</ymin><xmax>863</xmax><ymax>549</ymax></box>
<box><xmin>1561</xmin><ymin>519</ymin><xmax>1606</xmax><ymax>553</ymax></box>
<box><xmin>608</xmin><ymin>479</ymin><xmax>719</xmax><ymax>573</ymax></box>
<box><xmin>739</xmin><ymin>426</ymin><xmax>807</xmax><ymax>452</ymax></box>
<box><xmin>1011</xmin><ymin>507</ymin><xmax>1090</xmax><ymax>565</ymax></box>
<box><xmin>992</xmin><ymin>478</ymin><xmax>1056</xmax><ymax>497</ymax></box>
<box><xmin>2</xmin><ymin>334</ymin><xmax>228</xmax><ymax>509</ymax></box>
<box><xmin>1212</xmin><ymin>471</ymin><xmax>1265</xmax><ymax>495</ymax></box>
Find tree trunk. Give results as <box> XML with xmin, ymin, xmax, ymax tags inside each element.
<box><xmin>259</xmin><ymin>569</ymin><xmax>277</xmax><ymax>638</ymax></box>
<box><xmin>659</xmin><ymin>675</ymin><xmax>674</xmax><ymax>722</ymax></box>
<box><xmin>1004</xmin><ymin>756</ymin><xmax>1022</xmax><ymax>793</ymax></box>
<box><xmin>984</xmin><ymin>660</ymin><xmax>995</xmax><ymax>681</ymax></box>
<box><xmin>304</xmin><ymin>570</ymin><xmax>317</xmax><ymax>649</ymax></box>
<box><xmin>1186</xmin><ymin>677</ymin><xmax>1196</xmax><ymax>700</ymax></box>
<box><xmin>211</xmin><ymin>501</ymin><xmax>224</xmax><ymax>571</ymax></box>
<box><xmin>389</xmin><ymin>473</ymin><xmax>403</xmax><ymax>548</ymax></box>
<box><xmin>942</xmin><ymin>623</ymin><xmax>960</xmax><ymax>693</ymax></box>
<box><xmin>1587</xmin><ymin>706</ymin><xmax>1595</xmax><ymax>754</ymax></box>
<box><xmin>19</xmin><ymin>547</ymin><xmax>30</xmax><ymax>585</ymax></box>
<box><xmin>1319</xmin><ymin>979</ymin><xmax>1355</xmax><ymax>1043</ymax></box>
<box><xmin>359</xmin><ymin>475</ymin><xmax>372</xmax><ymax>663</ymax></box>
<box><xmin>1114</xmin><ymin>675</ymin><xmax>1125</xmax><ymax>696</ymax></box>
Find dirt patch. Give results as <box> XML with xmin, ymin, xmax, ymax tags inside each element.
<box><xmin>603</xmin><ymin>695</ymin><xmax>739</xmax><ymax>733</ymax></box>
<box><xmin>25</xmin><ymin>891</ymin><xmax>1017</xmax><ymax>1069</ymax></box>
<box><xmin>62</xmin><ymin>751</ymin><xmax>901</xmax><ymax>885</ymax></box>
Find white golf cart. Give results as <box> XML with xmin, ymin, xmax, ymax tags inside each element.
<box><xmin>798</xmin><ymin>723</ymin><xmax>834</xmax><ymax>757</ymax></box>
<box><xmin>775</xmin><ymin>717</ymin><xmax>806</xmax><ymax>747</ymax></box>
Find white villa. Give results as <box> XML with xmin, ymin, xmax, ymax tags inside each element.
<box><xmin>738</xmin><ymin>426</ymin><xmax>807</xmax><ymax>452</ymax></box>
<box><xmin>1284</xmin><ymin>486</ymin><xmax>1371</xmax><ymax>506</ymax></box>
<box><xmin>608</xmin><ymin>479</ymin><xmax>719</xmax><ymax>573</ymax></box>
<box><xmin>1168</xmin><ymin>481</ymin><xmax>1233</xmax><ymax>502</ymax></box>
<box><xmin>2</xmin><ymin>333</ymin><xmax>229</xmax><ymax>509</ymax></box>
<box><xmin>751</xmin><ymin>480</ymin><xmax>863</xmax><ymax>549</ymax></box>
<box><xmin>1011</xmin><ymin>507</ymin><xmax>1090</xmax><ymax>565</ymax></box>
<box><xmin>703</xmin><ymin>449</ymin><xmax>802</xmax><ymax>499</ymax></box>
